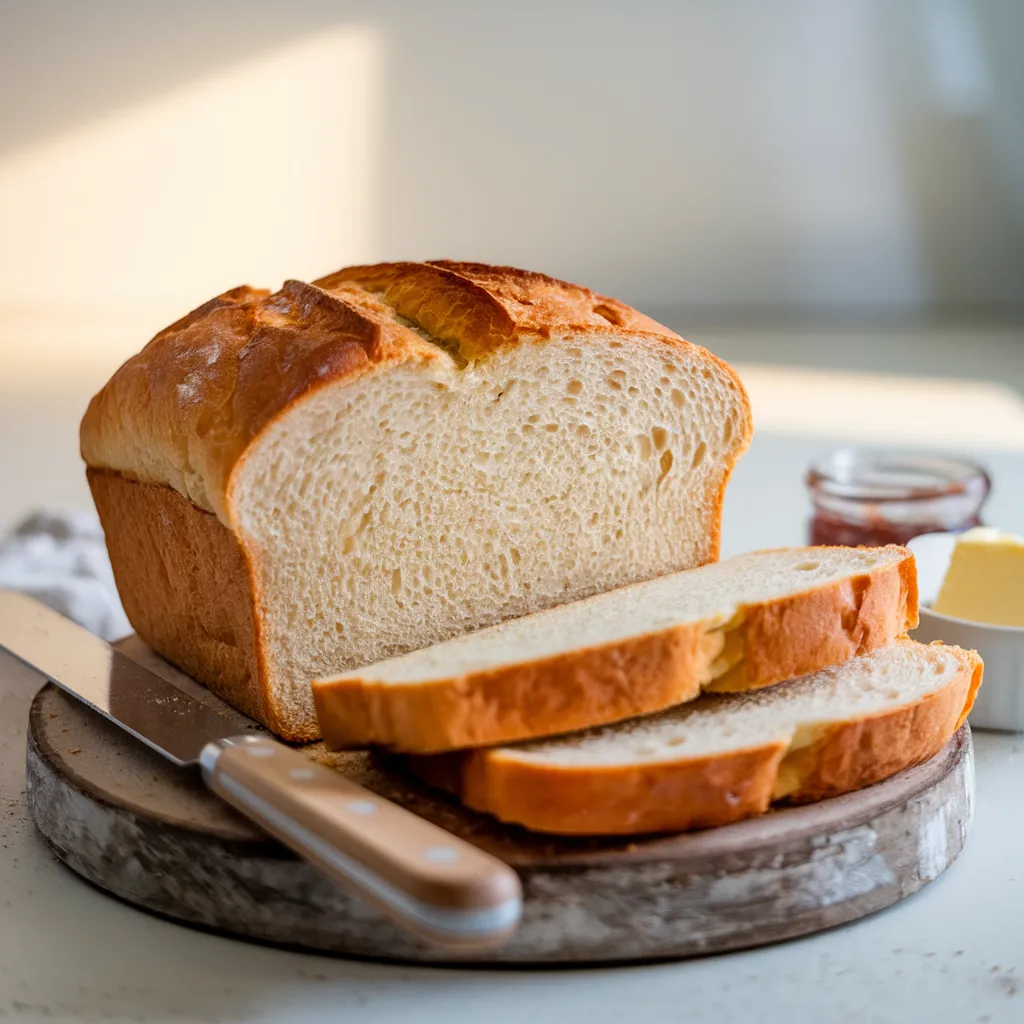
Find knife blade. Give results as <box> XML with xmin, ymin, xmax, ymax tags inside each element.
<box><xmin>0</xmin><ymin>590</ymin><xmax>522</xmax><ymax>949</ymax></box>
<box><xmin>0</xmin><ymin>588</ymin><xmax>253</xmax><ymax>765</ymax></box>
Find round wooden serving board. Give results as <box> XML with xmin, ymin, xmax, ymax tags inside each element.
<box><xmin>27</xmin><ymin>680</ymin><xmax>974</xmax><ymax>966</ymax></box>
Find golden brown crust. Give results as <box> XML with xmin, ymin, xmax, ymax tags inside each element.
<box><xmin>87</xmin><ymin>469</ymin><xmax>315</xmax><ymax>741</ymax></box>
<box><xmin>317</xmin><ymin>261</ymin><xmax>681</xmax><ymax>354</ymax></box>
<box><xmin>409</xmin><ymin>742</ymin><xmax>790</xmax><ymax>836</ymax></box>
<box><xmin>313</xmin><ymin>626</ymin><xmax>718</xmax><ymax>754</ymax></box>
<box><xmin>707</xmin><ymin>549</ymin><xmax>919</xmax><ymax>692</ymax></box>
<box><xmin>81</xmin><ymin>261</ymin><xmax>738</xmax><ymax>522</ymax></box>
<box><xmin>312</xmin><ymin>547</ymin><xmax>918</xmax><ymax>752</ymax></box>
<box><xmin>776</xmin><ymin>648</ymin><xmax>982</xmax><ymax>803</ymax></box>
<box><xmin>408</xmin><ymin>645</ymin><xmax>981</xmax><ymax>835</ymax></box>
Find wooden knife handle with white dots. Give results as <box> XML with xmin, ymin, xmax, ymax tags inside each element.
<box><xmin>199</xmin><ymin>735</ymin><xmax>522</xmax><ymax>949</ymax></box>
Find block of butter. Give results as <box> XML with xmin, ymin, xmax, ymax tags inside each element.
<box><xmin>933</xmin><ymin>527</ymin><xmax>1024</xmax><ymax>627</ymax></box>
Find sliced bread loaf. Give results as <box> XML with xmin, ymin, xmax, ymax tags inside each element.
<box><xmin>81</xmin><ymin>262</ymin><xmax>751</xmax><ymax>741</ymax></box>
<box><xmin>405</xmin><ymin>640</ymin><xmax>982</xmax><ymax>835</ymax></box>
<box><xmin>312</xmin><ymin>545</ymin><xmax>918</xmax><ymax>752</ymax></box>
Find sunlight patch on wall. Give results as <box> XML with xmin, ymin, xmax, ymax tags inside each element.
<box><xmin>738</xmin><ymin>363</ymin><xmax>1024</xmax><ymax>451</ymax></box>
<box><xmin>0</xmin><ymin>25</ymin><xmax>382</xmax><ymax>379</ymax></box>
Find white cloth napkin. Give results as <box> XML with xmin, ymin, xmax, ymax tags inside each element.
<box><xmin>0</xmin><ymin>509</ymin><xmax>130</xmax><ymax>641</ymax></box>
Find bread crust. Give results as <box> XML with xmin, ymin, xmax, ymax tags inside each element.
<box><xmin>87</xmin><ymin>469</ymin><xmax>311</xmax><ymax>740</ymax></box>
<box><xmin>314</xmin><ymin>626</ymin><xmax>719</xmax><ymax>754</ymax></box>
<box><xmin>707</xmin><ymin>548</ymin><xmax>920</xmax><ymax>691</ymax></box>
<box><xmin>407</xmin><ymin>644</ymin><xmax>981</xmax><ymax>835</ymax></box>
<box><xmin>409</xmin><ymin>742</ymin><xmax>790</xmax><ymax>835</ymax></box>
<box><xmin>313</xmin><ymin>547</ymin><xmax>919</xmax><ymax>752</ymax></box>
<box><xmin>776</xmin><ymin>643</ymin><xmax>983</xmax><ymax>803</ymax></box>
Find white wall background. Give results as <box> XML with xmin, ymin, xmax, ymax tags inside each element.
<box><xmin>0</xmin><ymin>0</ymin><xmax>1021</xmax><ymax>532</ymax></box>
<box><xmin>0</xmin><ymin>0</ymin><xmax>1021</xmax><ymax>324</ymax></box>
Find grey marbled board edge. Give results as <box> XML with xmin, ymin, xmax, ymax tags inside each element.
<box><xmin>24</xmin><ymin>679</ymin><xmax>974</xmax><ymax>966</ymax></box>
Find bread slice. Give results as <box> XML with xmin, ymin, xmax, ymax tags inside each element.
<box><xmin>80</xmin><ymin>262</ymin><xmax>751</xmax><ymax>740</ymax></box>
<box><xmin>405</xmin><ymin>640</ymin><xmax>982</xmax><ymax>835</ymax></box>
<box><xmin>312</xmin><ymin>545</ymin><xmax>918</xmax><ymax>752</ymax></box>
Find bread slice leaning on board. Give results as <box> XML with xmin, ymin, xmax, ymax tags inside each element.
<box><xmin>313</xmin><ymin>545</ymin><xmax>918</xmax><ymax>752</ymax></box>
<box><xmin>80</xmin><ymin>261</ymin><xmax>752</xmax><ymax>741</ymax></box>
<box><xmin>405</xmin><ymin>640</ymin><xmax>982</xmax><ymax>835</ymax></box>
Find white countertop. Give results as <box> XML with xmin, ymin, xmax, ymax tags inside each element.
<box><xmin>2</xmin><ymin>654</ymin><xmax>1019</xmax><ymax>1024</ymax></box>
<box><xmin>2</xmin><ymin>383</ymin><xmax>1024</xmax><ymax>1020</ymax></box>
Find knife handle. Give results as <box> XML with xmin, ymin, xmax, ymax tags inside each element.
<box><xmin>199</xmin><ymin>735</ymin><xmax>521</xmax><ymax>950</ymax></box>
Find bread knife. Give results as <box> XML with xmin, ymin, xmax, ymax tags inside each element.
<box><xmin>0</xmin><ymin>590</ymin><xmax>522</xmax><ymax>950</ymax></box>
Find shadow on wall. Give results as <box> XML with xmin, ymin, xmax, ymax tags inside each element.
<box><xmin>0</xmin><ymin>0</ymin><xmax>1021</xmax><ymax>328</ymax></box>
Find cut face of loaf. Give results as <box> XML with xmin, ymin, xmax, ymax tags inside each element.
<box><xmin>313</xmin><ymin>545</ymin><xmax>918</xmax><ymax>752</ymax></box>
<box><xmin>405</xmin><ymin>640</ymin><xmax>983</xmax><ymax>835</ymax></box>
<box><xmin>80</xmin><ymin>262</ymin><xmax>752</xmax><ymax>740</ymax></box>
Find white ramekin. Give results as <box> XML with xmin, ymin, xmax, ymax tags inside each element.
<box><xmin>908</xmin><ymin>531</ymin><xmax>1024</xmax><ymax>732</ymax></box>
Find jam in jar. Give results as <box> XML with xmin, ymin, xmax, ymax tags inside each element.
<box><xmin>807</xmin><ymin>448</ymin><xmax>991</xmax><ymax>548</ymax></box>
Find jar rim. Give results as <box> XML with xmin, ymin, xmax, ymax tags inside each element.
<box><xmin>806</xmin><ymin>448</ymin><xmax>991</xmax><ymax>503</ymax></box>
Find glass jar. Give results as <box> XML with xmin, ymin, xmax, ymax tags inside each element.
<box><xmin>806</xmin><ymin>448</ymin><xmax>991</xmax><ymax>548</ymax></box>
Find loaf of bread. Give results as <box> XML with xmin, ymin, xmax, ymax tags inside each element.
<box><xmin>406</xmin><ymin>640</ymin><xmax>982</xmax><ymax>835</ymax></box>
<box><xmin>313</xmin><ymin>545</ymin><xmax>918</xmax><ymax>752</ymax></box>
<box><xmin>81</xmin><ymin>262</ymin><xmax>752</xmax><ymax>740</ymax></box>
